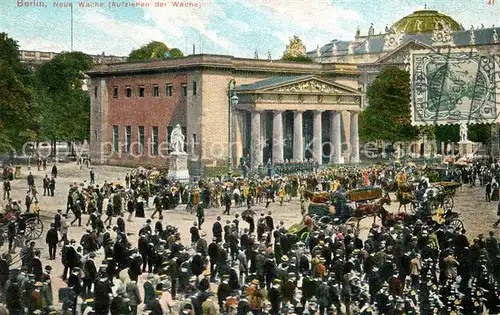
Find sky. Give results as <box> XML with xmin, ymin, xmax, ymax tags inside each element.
<box><xmin>1</xmin><ymin>0</ymin><xmax>499</xmax><ymax>58</ymax></box>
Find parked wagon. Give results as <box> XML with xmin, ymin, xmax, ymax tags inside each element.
<box><xmin>0</xmin><ymin>210</ymin><xmax>44</xmax><ymax>241</ymax></box>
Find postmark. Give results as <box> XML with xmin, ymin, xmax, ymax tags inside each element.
<box><xmin>410</xmin><ymin>47</ymin><xmax>500</xmax><ymax>126</ymax></box>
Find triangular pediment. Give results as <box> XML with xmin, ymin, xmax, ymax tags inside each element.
<box><xmin>237</xmin><ymin>75</ymin><xmax>361</xmax><ymax>95</ymax></box>
<box><xmin>375</xmin><ymin>40</ymin><xmax>432</xmax><ymax>65</ymax></box>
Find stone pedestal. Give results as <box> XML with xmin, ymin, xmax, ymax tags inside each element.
<box><xmin>167</xmin><ymin>153</ymin><xmax>190</xmax><ymax>182</ymax></box>
<box><xmin>459</xmin><ymin>141</ymin><xmax>474</xmax><ymax>158</ymax></box>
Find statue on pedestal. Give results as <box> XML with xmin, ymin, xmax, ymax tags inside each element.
<box><xmin>170</xmin><ymin>124</ymin><xmax>185</xmax><ymax>154</ymax></box>
<box><xmin>460</xmin><ymin>124</ymin><xmax>469</xmax><ymax>143</ymax></box>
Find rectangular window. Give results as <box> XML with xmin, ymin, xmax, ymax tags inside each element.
<box><xmin>138</xmin><ymin>126</ymin><xmax>144</xmax><ymax>154</ymax></box>
<box><xmin>166</xmin><ymin>84</ymin><xmax>173</xmax><ymax>96</ymax></box>
<box><xmin>113</xmin><ymin>87</ymin><xmax>119</xmax><ymax>98</ymax></box>
<box><xmin>152</xmin><ymin>126</ymin><xmax>159</xmax><ymax>155</ymax></box>
<box><xmin>113</xmin><ymin>126</ymin><xmax>119</xmax><ymax>153</ymax></box>
<box><xmin>153</xmin><ymin>85</ymin><xmax>159</xmax><ymax>97</ymax></box>
<box><xmin>125</xmin><ymin>126</ymin><xmax>131</xmax><ymax>154</ymax></box>
<box><xmin>192</xmin><ymin>81</ymin><xmax>197</xmax><ymax>95</ymax></box>
<box><xmin>138</xmin><ymin>86</ymin><xmax>145</xmax><ymax>98</ymax></box>
<box><xmin>94</xmin><ymin>86</ymin><xmax>98</xmax><ymax>98</ymax></box>
<box><xmin>167</xmin><ymin>126</ymin><xmax>173</xmax><ymax>153</ymax></box>
<box><xmin>125</xmin><ymin>86</ymin><xmax>132</xmax><ymax>98</ymax></box>
<box><xmin>181</xmin><ymin>83</ymin><xmax>187</xmax><ymax>96</ymax></box>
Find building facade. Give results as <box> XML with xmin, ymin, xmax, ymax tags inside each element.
<box><xmin>20</xmin><ymin>50</ymin><xmax>127</xmax><ymax>65</ymax></box>
<box><xmin>87</xmin><ymin>56</ymin><xmax>363</xmax><ymax>170</ymax></box>
<box><xmin>307</xmin><ymin>9</ymin><xmax>500</xmax><ymax>107</ymax></box>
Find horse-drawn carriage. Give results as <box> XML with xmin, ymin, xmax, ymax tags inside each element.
<box><xmin>0</xmin><ymin>209</ymin><xmax>44</xmax><ymax>243</ymax></box>
<box><xmin>302</xmin><ymin>186</ymin><xmax>390</xmax><ymax>231</ymax></box>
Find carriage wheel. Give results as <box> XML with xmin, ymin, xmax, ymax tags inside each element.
<box><xmin>442</xmin><ymin>195</ymin><xmax>454</xmax><ymax>211</ymax></box>
<box><xmin>25</xmin><ymin>217</ymin><xmax>43</xmax><ymax>241</ymax></box>
<box><xmin>318</xmin><ymin>216</ymin><xmax>333</xmax><ymax>225</ymax></box>
<box><xmin>448</xmin><ymin>218</ymin><xmax>463</xmax><ymax>230</ymax></box>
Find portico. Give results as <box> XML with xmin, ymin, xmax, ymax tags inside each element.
<box><xmin>233</xmin><ymin>75</ymin><xmax>363</xmax><ymax>169</ymax></box>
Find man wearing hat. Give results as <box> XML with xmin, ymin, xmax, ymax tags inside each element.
<box><xmin>126</xmin><ymin>280</ymin><xmax>142</xmax><ymax>315</ymax></box>
<box><xmin>217</xmin><ymin>275</ymin><xmax>232</xmax><ymax>311</ymax></box>
<box><xmin>41</xmin><ymin>266</ymin><xmax>53</xmax><ymax>306</ymax></box>
<box><xmin>268</xmin><ymin>279</ymin><xmax>282</xmax><ymax>314</ymax></box>
<box><xmin>45</xmin><ymin>223</ymin><xmax>59</xmax><ymax>260</ymax></box>
<box><xmin>141</xmin><ymin>273</ymin><xmax>154</xmax><ymax>304</ymax></box>
<box><xmin>208</xmin><ymin>238</ymin><xmax>220</xmax><ymax>282</ymax></box>
<box><xmin>212</xmin><ymin>216</ymin><xmax>223</xmax><ymax>243</ymax></box>
<box><xmin>82</xmin><ymin>253</ymin><xmax>97</xmax><ymax>297</ymax></box>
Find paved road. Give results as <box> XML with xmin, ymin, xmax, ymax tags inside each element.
<box><xmin>0</xmin><ymin>162</ymin><xmax>495</xmax><ymax>311</ymax></box>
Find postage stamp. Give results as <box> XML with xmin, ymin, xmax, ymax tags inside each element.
<box><xmin>410</xmin><ymin>48</ymin><xmax>500</xmax><ymax>126</ymax></box>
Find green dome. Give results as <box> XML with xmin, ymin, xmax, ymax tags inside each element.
<box><xmin>391</xmin><ymin>10</ymin><xmax>463</xmax><ymax>34</ymax></box>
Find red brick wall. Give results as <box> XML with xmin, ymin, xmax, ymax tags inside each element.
<box><xmin>105</xmin><ymin>73</ymin><xmax>188</xmax><ymax>166</ymax></box>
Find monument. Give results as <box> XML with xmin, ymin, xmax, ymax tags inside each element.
<box><xmin>167</xmin><ymin>124</ymin><xmax>190</xmax><ymax>182</ymax></box>
<box><xmin>458</xmin><ymin>123</ymin><xmax>474</xmax><ymax>158</ymax></box>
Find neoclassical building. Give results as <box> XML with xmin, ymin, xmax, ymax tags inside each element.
<box><xmin>307</xmin><ymin>9</ymin><xmax>500</xmax><ymax>107</ymax></box>
<box><xmin>87</xmin><ymin>57</ymin><xmax>363</xmax><ymax>172</ymax></box>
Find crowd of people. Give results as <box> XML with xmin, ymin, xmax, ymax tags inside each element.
<box><xmin>1</xmin><ymin>159</ymin><xmax>500</xmax><ymax>315</ymax></box>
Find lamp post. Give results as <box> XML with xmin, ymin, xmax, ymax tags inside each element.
<box><xmin>227</xmin><ymin>79</ymin><xmax>239</xmax><ymax>176</ymax></box>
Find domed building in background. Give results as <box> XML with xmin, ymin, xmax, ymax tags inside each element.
<box><xmin>392</xmin><ymin>10</ymin><xmax>463</xmax><ymax>34</ymax></box>
<box><xmin>307</xmin><ymin>7</ymin><xmax>500</xmax><ymax>107</ymax></box>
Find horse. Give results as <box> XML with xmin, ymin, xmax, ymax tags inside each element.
<box><xmin>303</xmin><ymin>190</ymin><xmax>315</xmax><ymax>201</ymax></box>
<box><xmin>346</xmin><ymin>192</ymin><xmax>392</xmax><ymax>228</ymax></box>
<box><xmin>378</xmin><ymin>206</ymin><xmax>413</xmax><ymax>227</ymax></box>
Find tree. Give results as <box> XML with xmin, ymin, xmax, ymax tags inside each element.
<box><xmin>128</xmin><ymin>41</ymin><xmax>183</xmax><ymax>61</ymax></box>
<box><xmin>0</xmin><ymin>33</ymin><xmax>37</xmax><ymax>152</ymax></box>
<box><xmin>359</xmin><ymin>66</ymin><xmax>420</xmax><ymax>143</ymax></box>
<box><xmin>468</xmin><ymin>124</ymin><xmax>491</xmax><ymax>144</ymax></box>
<box><xmin>36</xmin><ymin>52</ymin><xmax>94</xmax><ymax>141</ymax></box>
<box><xmin>282</xmin><ymin>36</ymin><xmax>313</xmax><ymax>63</ymax></box>
<box><xmin>434</xmin><ymin>125</ymin><xmax>459</xmax><ymax>143</ymax></box>
<box><xmin>435</xmin><ymin>123</ymin><xmax>491</xmax><ymax>144</ymax></box>
<box><xmin>169</xmin><ymin>48</ymin><xmax>184</xmax><ymax>57</ymax></box>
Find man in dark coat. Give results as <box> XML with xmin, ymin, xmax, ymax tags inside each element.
<box><xmin>5</xmin><ymin>277</ymin><xmax>22</xmax><ymax>315</ymax></box>
<box><xmin>32</xmin><ymin>250</ymin><xmax>43</xmax><ymax>281</ymax></box>
<box><xmin>208</xmin><ymin>238</ymin><xmax>219</xmax><ymax>282</ymax></box>
<box><xmin>212</xmin><ymin>216</ymin><xmax>223</xmax><ymax>243</ymax></box>
<box><xmin>144</xmin><ymin>290</ymin><xmax>163</xmax><ymax>315</ymax></box>
<box><xmin>268</xmin><ymin>280</ymin><xmax>282</xmax><ymax>314</ymax></box>
<box><xmin>83</xmin><ymin>253</ymin><xmax>97</xmax><ymax>297</ymax></box>
<box><xmin>49</xmin><ymin>177</ymin><xmax>56</xmax><ymax>197</ymax></box>
<box><xmin>94</xmin><ymin>277</ymin><xmax>112</xmax><ymax>315</ymax></box>
<box><xmin>51</xmin><ymin>165</ymin><xmax>57</xmax><ymax>178</ymax></box>
<box><xmin>46</xmin><ymin>223</ymin><xmax>59</xmax><ymax>260</ymax></box>
<box><xmin>265</xmin><ymin>212</ymin><xmax>274</xmax><ymax>232</ymax></box>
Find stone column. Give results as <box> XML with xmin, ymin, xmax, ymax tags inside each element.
<box><xmin>293</xmin><ymin>110</ymin><xmax>304</xmax><ymax>162</ymax></box>
<box><xmin>313</xmin><ymin>110</ymin><xmax>323</xmax><ymax>164</ymax></box>
<box><xmin>272</xmin><ymin>111</ymin><xmax>284</xmax><ymax>163</ymax></box>
<box><xmin>232</xmin><ymin>110</ymin><xmax>244</xmax><ymax>168</ymax></box>
<box><xmin>250</xmin><ymin>111</ymin><xmax>262</xmax><ymax>169</ymax></box>
<box><xmin>349</xmin><ymin>111</ymin><xmax>360</xmax><ymax>163</ymax></box>
<box><xmin>330</xmin><ymin>111</ymin><xmax>342</xmax><ymax>164</ymax></box>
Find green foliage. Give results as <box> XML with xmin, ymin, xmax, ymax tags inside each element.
<box><xmin>36</xmin><ymin>52</ymin><xmax>94</xmax><ymax>141</ymax></box>
<box><xmin>169</xmin><ymin>48</ymin><xmax>184</xmax><ymax>57</ymax></box>
<box><xmin>468</xmin><ymin>124</ymin><xmax>491</xmax><ymax>144</ymax></box>
<box><xmin>359</xmin><ymin>66</ymin><xmax>420</xmax><ymax>142</ymax></box>
<box><xmin>281</xmin><ymin>55</ymin><xmax>313</xmax><ymax>63</ymax></box>
<box><xmin>0</xmin><ymin>33</ymin><xmax>37</xmax><ymax>151</ymax></box>
<box><xmin>433</xmin><ymin>124</ymin><xmax>490</xmax><ymax>144</ymax></box>
<box><xmin>128</xmin><ymin>41</ymin><xmax>183</xmax><ymax>61</ymax></box>
<box><xmin>282</xmin><ymin>35</ymin><xmax>308</xmax><ymax>60</ymax></box>
<box><xmin>434</xmin><ymin>125</ymin><xmax>459</xmax><ymax>142</ymax></box>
